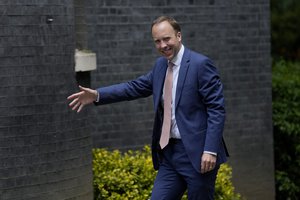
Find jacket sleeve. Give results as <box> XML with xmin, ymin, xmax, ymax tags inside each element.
<box><xmin>197</xmin><ymin>58</ymin><xmax>226</xmax><ymax>154</ymax></box>
<box><xmin>94</xmin><ymin>71</ymin><xmax>153</xmax><ymax>105</ymax></box>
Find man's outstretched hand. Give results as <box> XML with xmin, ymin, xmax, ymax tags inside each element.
<box><xmin>67</xmin><ymin>85</ymin><xmax>98</xmax><ymax>113</ymax></box>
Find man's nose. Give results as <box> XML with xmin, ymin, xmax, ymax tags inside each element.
<box><xmin>160</xmin><ymin>41</ymin><xmax>167</xmax><ymax>48</ymax></box>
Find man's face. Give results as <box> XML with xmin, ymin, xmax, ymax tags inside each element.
<box><xmin>152</xmin><ymin>21</ymin><xmax>182</xmax><ymax>61</ymax></box>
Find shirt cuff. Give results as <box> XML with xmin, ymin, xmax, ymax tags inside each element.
<box><xmin>95</xmin><ymin>91</ymin><xmax>100</xmax><ymax>102</ymax></box>
<box><xmin>204</xmin><ymin>151</ymin><xmax>217</xmax><ymax>156</ymax></box>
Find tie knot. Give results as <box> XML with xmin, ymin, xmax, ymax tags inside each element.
<box><xmin>168</xmin><ymin>62</ymin><xmax>174</xmax><ymax>68</ymax></box>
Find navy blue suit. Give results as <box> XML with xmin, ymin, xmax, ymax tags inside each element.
<box><xmin>95</xmin><ymin>48</ymin><xmax>228</xmax><ymax>199</ymax></box>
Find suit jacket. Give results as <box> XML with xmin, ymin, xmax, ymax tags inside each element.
<box><xmin>95</xmin><ymin>47</ymin><xmax>228</xmax><ymax>173</ymax></box>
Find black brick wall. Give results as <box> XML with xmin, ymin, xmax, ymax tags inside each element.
<box><xmin>0</xmin><ymin>1</ymin><xmax>92</xmax><ymax>199</ymax></box>
<box><xmin>85</xmin><ymin>0</ymin><xmax>275</xmax><ymax>199</ymax></box>
<box><xmin>0</xmin><ymin>0</ymin><xmax>274</xmax><ymax>199</ymax></box>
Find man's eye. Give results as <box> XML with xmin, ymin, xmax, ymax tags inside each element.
<box><xmin>155</xmin><ymin>40</ymin><xmax>160</xmax><ymax>44</ymax></box>
<box><xmin>163</xmin><ymin>38</ymin><xmax>170</xmax><ymax>42</ymax></box>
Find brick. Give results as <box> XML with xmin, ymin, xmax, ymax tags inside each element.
<box><xmin>0</xmin><ymin>1</ymin><xmax>92</xmax><ymax>200</ymax></box>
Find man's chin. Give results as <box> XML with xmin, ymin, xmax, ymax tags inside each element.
<box><xmin>163</xmin><ymin>54</ymin><xmax>173</xmax><ymax>61</ymax></box>
<box><xmin>159</xmin><ymin>51</ymin><xmax>173</xmax><ymax>60</ymax></box>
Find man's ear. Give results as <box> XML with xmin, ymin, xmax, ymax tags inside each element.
<box><xmin>177</xmin><ymin>32</ymin><xmax>182</xmax><ymax>41</ymax></box>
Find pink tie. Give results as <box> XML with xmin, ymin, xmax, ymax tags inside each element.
<box><xmin>160</xmin><ymin>62</ymin><xmax>174</xmax><ymax>149</ymax></box>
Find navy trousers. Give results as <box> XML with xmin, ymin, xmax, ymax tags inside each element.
<box><xmin>150</xmin><ymin>139</ymin><xmax>219</xmax><ymax>200</ymax></box>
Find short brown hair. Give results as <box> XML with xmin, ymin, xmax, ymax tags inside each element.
<box><xmin>151</xmin><ymin>16</ymin><xmax>181</xmax><ymax>33</ymax></box>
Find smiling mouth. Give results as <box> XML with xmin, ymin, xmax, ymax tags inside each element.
<box><xmin>162</xmin><ymin>47</ymin><xmax>172</xmax><ymax>55</ymax></box>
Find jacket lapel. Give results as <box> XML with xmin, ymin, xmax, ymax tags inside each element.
<box><xmin>175</xmin><ymin>49</ymin><xmax>190</xmax><ymax>109</ymax></box>
<box><xmin>154</xmin><ymin>60</ymin><xmax>168</xmax><ymax>111</ymax></box>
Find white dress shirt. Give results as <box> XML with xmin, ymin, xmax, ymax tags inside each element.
<box><xmin>163</xmin><ymin>45</ymin><xmax>184</xmax><ymax>139</ymax></box>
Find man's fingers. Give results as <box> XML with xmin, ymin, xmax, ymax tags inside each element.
<box><xmin>201</xmin><ymin>154</ymin><xmax>217</xmax><ymax>173</ymax></box>
<box><xmin>201</xmin><ymin>162</ymin><xmax>210</xmax><ymax>173</ymax></box>
<box><xmin>201</xmin><ymin>163</ymin><xmax>205</xmax><ymax>173</ymax></box>
<box><xmin>79</xmin><ymin>85</ymin><xmax>89</xmax><ymax>92</ymax></box>
<box><xmin>69</xmin><ymin>98</ymin><xmax>78</xmax><ymax>107</ymax></box>
<box><xmin>67</xmin><ymin>91</ymin><xmax>83</xmax><ymax>100</ymax></box>
<box><xmin>201</xmin><ymin>159</ymin><xmax>207</xmax><ymax>173</ymax></box>
<box><xmin>67</xmin><ymin>93</ymin><xmax>78</xmax><ymax>100</ymax></box>
<box><xmin>72</xmin><ymin>101</ymin><xmax>81</xmax><ymax>111</ymax></box>
<box><xmin>69</xmin><ymin>99</ymin><xmax>84</xmax><ymax>113</ymax></box>
<box><xmin>67</xmin><ymin>86</ymin><xmax>95</xmax><ymax>113</ymax></box>
<box><xmin>77</xmin><ymin>104</ymin><xmax>84</xmax><ymax>113</ymax></box>
<box><xmin>201</xmin><ymin>162</ymin><xmax>213</xmax><ymax>173</ymax></box>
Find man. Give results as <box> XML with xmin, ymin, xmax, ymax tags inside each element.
<box><xmin>68</xmin><ymin>16</ymin><xmax>228</xmax><ymax>200</ymax></box>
